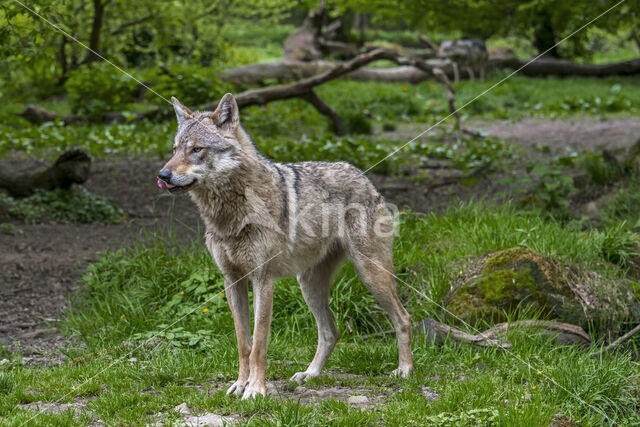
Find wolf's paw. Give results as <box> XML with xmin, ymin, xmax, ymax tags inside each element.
<box><xmin>226</xmin><ymin>380</ymin><xmax>247</xmax><ymax>396</ymax></box>
<box><xmin>290</xmin><ymin>370</ymin><xmax>319</xmax><ymax>384</ymax></box>
<box><xmin>241</xmin><ymin>381</ymin><xmax>266</xmax><ymax>400</ymax></box>
<box><xmin>391</xmin><ymin>365</ymin><xmax>414</xmax><ymax>379</ymax></box>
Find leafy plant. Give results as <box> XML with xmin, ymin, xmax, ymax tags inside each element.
<box><xmin>519</xmin><ymin>163</ymin><xmax>576</xmax><ymax>217</ymax></box>
<box><xmin>64</xmin><ymin>63</ymin><xmax>137</xmax><ymax>117</ymax></box>
<box><xmin>577</xmin><ymin>152</ymin><xmax>623</xmax><ymax>186</ymax></box>
<box><xmin>145</xmin><ymin>64</ymin><xmax>229</xmax><ymax>108</ymax></box>
<box><xmin>0</xmin><ymin>187</ymin><xmax>124</xmax><ymax>224</ymax></box>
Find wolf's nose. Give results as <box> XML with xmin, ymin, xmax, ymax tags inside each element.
<box><xmin>158</xmin><ymin>169</ymin><xmax>172</xmax><ymax>181</ymax></box>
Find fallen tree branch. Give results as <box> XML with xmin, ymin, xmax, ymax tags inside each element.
<box><xmin>204</xmin><ymin>48</ymin><xmax>391</xmax><ymax>111</ymax></box>
<box><xmin>363</xmin><ymin>318</ymin><xmax>591</xmax><ymax>349</ymax></box>
<box><xmin>380</xmin><ymin>165</ymin><xmax>489</xmax><ymax>192</ymax></box>
<box><xmin>432</xmin><ymin>67</ymin><xmax>460</xmax><ymax>131</ymax></box>
<box><xmin>602</xmin><ymin>323</ymin><xmax>640</xmax><ymax>352</ymax></box>
<box><xmin>300</xmin><ymin>90</ymin><xmax>346</xmax><ymax>135</ymax></box>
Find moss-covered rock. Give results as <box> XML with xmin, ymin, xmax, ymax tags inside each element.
<box><xmin>445</xmin><ymin>247</ymin><xmax>640</xmax><ymax>334</ymax></box>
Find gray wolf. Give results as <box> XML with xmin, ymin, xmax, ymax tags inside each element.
<box><xmin>438</xmin><ymin>39</ymin><xmax>488</xmax><ymax>82</ymax></box>
<box><xmin>157</xmin><ymin>93</ymin><xmax>413</xmax><ymax>399</ymax></box>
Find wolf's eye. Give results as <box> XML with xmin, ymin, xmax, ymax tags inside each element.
<box><xmin>192</xmin><ymin>147</ymin><xmax>203</xmax><ymax>153</ymax></box>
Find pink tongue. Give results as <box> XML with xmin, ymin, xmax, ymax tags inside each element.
<box><xmin>157</xmin><ymin>178</ymin><xmax>176</xmax><ymax>189</ymax></box>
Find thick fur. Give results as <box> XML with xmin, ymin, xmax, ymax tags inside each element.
<box><xmin>159</xmin><ymin>94</ymin><xmax>413</xmax><ymax>399</ymax></box>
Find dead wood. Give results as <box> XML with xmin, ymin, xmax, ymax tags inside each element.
<box><xmin>489</xmin><ymin>56</ymin><xmax>640</xmax><ymax>77</ymax></box>
<box><xmin>363</xmin><ymin>318</ymin><xmax>591</xmax><ymax>349</ymax></box>
<box><xmin>0</xmin><ymin>149</ymin><xmax>91</xmax><ymax>198</ymax></box>
<box><xmin>602</xmin><ymin>323</ymin><xmax>640</xmax><ymax>352</ymax></box>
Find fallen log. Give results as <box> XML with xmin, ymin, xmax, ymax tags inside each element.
<box><xmin>489</xmin><ymin>56</ymin><xmax>640</xmax><ymax>77</ymax></box>
<box><xmin>221</xmin><ymin>58</ymin><xmax>449</xmax><ymax>85</ymax></box>
<box><xmin>223</xmin><ymin>56</ymin><xmax>640</xmax><ymax>86</ymax></box>
<box><xmin>0</xmin><ymin>149</ymin><xmax>91</xmax><ymax>198</ymax></box>
<box><xmin>21</xmin><ymin>52</ymin><xmax>639</xmax><ymax>128</ymax></box>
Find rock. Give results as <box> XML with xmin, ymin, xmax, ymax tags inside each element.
<box><xmin>182</xmin><ymin>413</ymin><xmax>230</xmax><ymax>427</ymax></box>
<box><xmin>421</xmin><ymin>386</ymin><xmax>440</xmax><ymax>401</ymax></box>
<box><xmin>548</xmin><ymin>413</ymin><xmax>579</xmax><ymax>426</ymax></box>
<box><xmin>173</xmin><ymin>403</ymin><xmax>192</xmax><ymax>415</ymax></box>
<box><xmin>445</xmin><ymin>247</ymin><xmax>640</xmax><ymax>334</ymax></box>
<box><xmin>18</xmin><ymin>400</ymin><xmax>87</xmax><ymax>415</ymax></box>
<box><xmin>347</xmin><ymin>395</ymin><xmax>369</xmax><ymax>405</ymax></box>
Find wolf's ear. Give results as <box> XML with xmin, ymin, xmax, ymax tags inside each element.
<box><xmin>171</xmin><ymin>96</ymin><xmax>194</xmax><ymax>125</ymax></box>
<box><xmin>211</xmin><ymin>93</ymin><xmax>239</xmax><ymax>131</ymax></box>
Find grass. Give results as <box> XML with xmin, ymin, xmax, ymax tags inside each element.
<box><xmin>1</xmin><ymin>203</ymin><xmax>639</xmax><ymax>425</ymax></box>
<box><xmin>2</xmin><ymin>26</ymin><xmax>640</xmax><ymax>425</ymax></box>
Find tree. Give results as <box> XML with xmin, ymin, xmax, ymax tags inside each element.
<box><xmin>0</xmin><ymin>0</ymin><xmax>296</xmax><ymax>92</ymax></box>
<box><xmin>337</xmin><ymin>0</ymin><xmax>640</xmax><ymax>59</ymax></box>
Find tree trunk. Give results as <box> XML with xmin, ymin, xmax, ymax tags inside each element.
<box><xmin>83</xmin><ymin>0</ymin><xmax>106</xmax><ymax>64</ymax></box>
<box><xmin>533</xmin><ymin>9</ymin><xmax>560</xmax><ymax>58</ymax></box>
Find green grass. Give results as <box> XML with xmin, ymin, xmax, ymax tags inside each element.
<box><xmin>1</xmin><ymin>203</ymin><xmax>639</xmax><ymax>425</ymax></box>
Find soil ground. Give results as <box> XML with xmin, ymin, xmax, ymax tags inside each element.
<box><xmin>1</xmin><ymin>116</ymin><xmax>639</xmax><ymax>366</ymax></box>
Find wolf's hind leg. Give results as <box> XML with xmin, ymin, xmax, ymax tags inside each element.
<box><xmin>347</xmin><ymin>241</ymin><xmax>413</xmax><ymax>378</ymax></box>
<box><xmin>224</xmin><ymin>277</ymin><xmax>252</xmax><ymax>396</ymax></box>
<box><xmin>291</xmin><ymin>248</ymin><xmax>345</xmax><ymax>384</ymax></box>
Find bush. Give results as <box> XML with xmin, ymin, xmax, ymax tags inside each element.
<box><xmin>0</xmin><ymin>187</ymin><xmax>124</xmax><ymax>224</ymax></box>
<box><xmin>146</xmin><ymin>64</ymin><xmax>228</xmax><ymax>108</ymax></box>
<box><xmin>65</xmin><ymin>63</ymin><xmax>137</xmax><ymax>117</ymax></box>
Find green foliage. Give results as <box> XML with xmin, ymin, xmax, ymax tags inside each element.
<box><xmin>456</xmin><ymin>77</ymin><xmax>639</xmax><ymax>119</ymax></box>
<box><xmin>557</xmin><ymin>84</ymin><xmax>634</xmax><ymax>114</ymax></box>
<box><xmin>0</xmin><ymin>187</ymin><xmax>124</xmax><ymax>224</ymax></box>
<box><xmin>0</xmin><ymin>0</ymin><xmax>296</xmax><ymax>97</ymax></box>
<box><xmin>344</xmin><ymin>112</ymin><xmax>373</xmax><ymax>135</ymax></box>
<box><xmin>516</xmin><ymin>163</ymin><xmax>576</xmax><ymax>217</ymax></box>
<box><xmin>340</xmin><ymin>0</ymin><xmax>639</xmax><ymax>59</ymax></box>
<box><xmin>0</xmin><ymin>372</ymin><xmax>13</xmax><ymax>395</ymax></box>
<box><xmin>65</xmin><ymin>63</ymin><xmax>137</xmax><ymax>116</ymax></box>
<box><xmin>597</xmin><ymin>222</ymin><xmax>640</xmax><ymax>268</ymax></box>
<box><xmin>0</xmin><ymin>120</ymin><xmax>176</xmax><ymax>157</ymax></box>
<box><xmin>145</xmin><ymin>64</ymin><xmax>228</xmax><ymax>108</ymax></box>
<box><xmin>577</xmin><ymin>152</ymin><xmax>623</xmax><ymax>186</ymax></box>
<box><xmin>602</xmin><ymin>181</ymin><xmax>640</xmax><ymax>225</ymax></box>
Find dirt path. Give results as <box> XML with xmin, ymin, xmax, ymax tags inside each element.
<box><xmin>0</xmin><ymin>157</ymin><xmax>201</xmax><ymax>364</ymax></box>
<box><xmin>472</xmin><ymin>116</ymin><xmax>640</xmax><ymax>154</ymax></box>
<box><xmin>1</xmin><ymin>116</ymin><xmax>639</xmax><ymax>364</ymax></box>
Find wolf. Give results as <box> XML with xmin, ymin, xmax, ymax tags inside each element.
<box><xmin>438</xmin><ymin>39</ymin><xmax>488</xmax><ymax>82</ymax></box>
<box><xmin>157</xmin><ymin>93</ymin><xmax>413</xmax><ymax>399</ymax></box>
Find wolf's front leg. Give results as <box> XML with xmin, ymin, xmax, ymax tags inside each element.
<box><xmin>242</xmin><ymin>278</ymin><xmax>274</xmax><ymax>400</ymax></box>
<box><xmin>224</xmin><ymin>277</ymin><xmax>252</xmax><ymax>396</ymax></box>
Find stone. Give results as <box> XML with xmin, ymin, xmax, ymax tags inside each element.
<box><xmin>347</xmin><ymin>395</ymin><xmax>369</xmax><ymax>405</ymax></box>
<box><xmin>183</xmin><ymin>413</ymin><xmax>229</xmax><ymax>427</ymax></box>
<box><xmin>445</xmin><ymin>247</ymin><xmax>640</xmax><ymax>334</ymax></box>
<box><xmin>173</xmin><ymin>403</ymin><xmax>192</xmax><ymax>415</ymax></box>
<box><xmin>420</xmin><ymin>386</ymin><xmax>440</xmax><ymax>401</ymax></box>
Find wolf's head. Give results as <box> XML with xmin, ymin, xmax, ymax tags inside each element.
<box><xmin>157</xmin><ymin>93</ymin><xmax>247</xmax><ymax>193</ymax></box>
